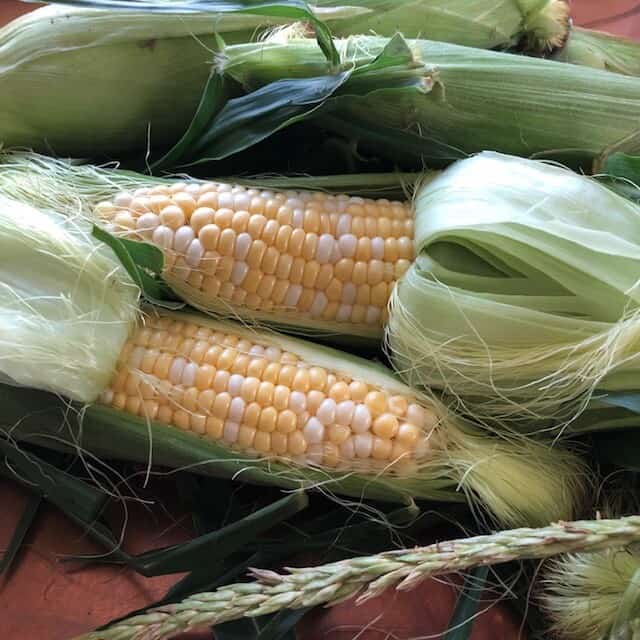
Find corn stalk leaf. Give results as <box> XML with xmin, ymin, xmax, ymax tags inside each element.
<box><xmin>604</xmin><ymin>153</ymin><xmax>640</xmax><ymax>183</ymax></box>
<box><xmin>215</xmin><ymin>618</ymin><xmax>261</xmax><ymax>639</ymax></box>
<box><xmin>0</xmin><ymin>488</ymin><xmax>41</xmax><ymax>576</ymax></box>
<box><xmin>130</xmin><ymin>492</ymin><xmax>308</xmax><ymax>576</ymax></box>
<box><xmin>174</xmin><ymin>34</ymin><xmax>456</xmax><ymax>167</ymax></box>
<box><xmin>0</xmin><ymin>440</ymin><xmax>131</xmax><ymax>565</ymax></box>
<box><xmin>152</xmin><ymin>72</ymin><xmax>229</xmax><ymax>172</ymax></box>
<box><xmin>256</xmin><ymin>609</ymin><xmax>308</xmax><ymax>639</ymax></box>
<box><xmin>181</xmin><ymin>71</ymin><xmax>353</xmax><ymax>165</ymax></box>
<box><xmin>213</xmin><ymin>608</ymin><xmax>306</xmax><ymax>640</ymax></box>
<box><xmin>599</xmin><ymin>393</ymin><xmax>640</xmax><ymax>415</ymax></box>
<box><xmin>444</xmin><ymin>565</ymin><xmax>490</xmax><ymax>640</ymax></box>
<box><xmin>42</xmin><ymin>0</ymin><xmax>340</xmax><ymax>66</ymax></box>
<box><xmin>0</xmin><ymin>438</ymin><xmax>109</xmax><ymax>525</ymax></box>
<box><xmin>592</xmin><ymin>430</ymin><xmax>640</xmax><ymax>471</ymax></box>
<box><xmin>92</xmin><ymin>225</ymin><xmax>183</xmax><ymax>308</ymax></box>
<box><xmin>600</xmin><ymin>153</ymin><xmax>640</xmax><ymax>202</ymax></box>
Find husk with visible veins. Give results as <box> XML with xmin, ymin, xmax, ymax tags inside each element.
<box><xmin>220</xmin><ymin>34</ymin><xmax>640</xmax><ymax>170</ymax></box>
<box><xmin>73</xmin><ymin>516</ymin><xmax>640</xmax><ymax>640</ymax></box>
<box><xmin>0</xmin><ymin>0</ymin><xmax>570</xmax><ymax>160</ymax></box>
<box><xmin>0</xmin><ymin>3</ymin><xmax>318</xmax><ymax>156</ymax></box>
<box><xmin>315</xmin><ymin>0</ymin><xmax>570</xmax><ymax>52</ymax></box>
<box><xmin>552</xmin><ymin>27</ymin><xmax>640</xmax><ymax>77</ymax></box>
<box><xmin>386</xmin><ymin>151</ymin><xmax>640</xmax><ymax>429</ymax></box>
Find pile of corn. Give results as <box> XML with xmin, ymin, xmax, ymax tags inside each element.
<box><xmin>1</xmin><ymin>2</ymin><xmax>640</xmax><ymax>640</ymax></box>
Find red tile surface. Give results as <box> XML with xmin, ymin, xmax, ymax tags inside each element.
<box><xmin>0</xmin><ymin>477</ymin><xmax>211</xmax><ymax>640</ymax></box>
<box><xmin>572</xmin><ymin>0</ymin><xmax>640</xmax><ymax>38</ymax></box>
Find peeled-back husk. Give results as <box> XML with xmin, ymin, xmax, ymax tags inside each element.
<box><xmin>386</xmin><ymin>152</ymin><xmax>640</xmax><ymax>427</ymax></box>
<box><xmin>0</xmin><ymin>194</ymin><xmax>140</xmax><ymax>403</ymax></box>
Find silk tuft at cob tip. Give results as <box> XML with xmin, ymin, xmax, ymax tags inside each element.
<box><xmin>544</xmin><ymin>547</ymin><xmax>640</xmax><ymax>640</ymax></box>
<box><xmin>521</xmin><ymin>0</ymin><xmax>570</xmax><ymax>51</ymax></box>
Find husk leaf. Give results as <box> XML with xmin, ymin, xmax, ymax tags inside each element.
<box><xmin>552</xmin><ymin>27</ymin><xmax>640</xmax><ymax>77</ymax></box>
<box><xmin>0</xmin><ymin>193</ymin><xmax>139</xmax><ymax>403</ymax></box>
<box><xmin>316</xmin><ymin>0</ymin><xmax>569</xmax><ymax>52</ymax></box>
<box><xmin>386</xmin><ymin>151</ymin><xmax>640</xmax><ymax>428</ymax></box>
<box><xmin>221</xmin><ymin>34</ymin><xmax>640</xmax><ymax>170</ymax></box>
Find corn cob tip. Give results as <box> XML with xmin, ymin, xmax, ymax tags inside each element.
<box><xmin>523</xmin><ymin>0</ymin><xmax>571</xmax><ymax>52</ymax></box>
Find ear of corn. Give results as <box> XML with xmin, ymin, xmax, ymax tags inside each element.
<box><xmin>0</xmin><ymin>3</ymin><xmax>637</xmax><ymax>165</ymax></box>
<box><xmin>220</xmin><ymin>34</ymin><xmax>640</xmax><ymax>169</ymax></box>
<box><xmin>315</xmin><ymin>0</ymin><xmax>569</xmax><ymax>52</ymax></box>
<box><xmin>386</xmin><ymin>151</ymin><xmax>640</xmax><ymax>428</ymax></box>
<box><xmin>0</xmin><ymin>186</ymin><xmax>585</xmax><ymax>526</ymax></box>
<box><xmin>0</xmin><ymin>3</ymin><xmax>350</xmax><ymax>156</ymax></box>
<box><xmin>100</xmin><ymin>307</ymin><xmax>436</xmax><ymax>476</ymax></box>
<box><xmin>0</xmin><ymin>304</ymin><xmax>587</xmax><ymax>526</ymax></box>
<box><xmin>0</xmin><ymin>151</ymin><xmax>427</xmax><ymax>340</ymax></box>
<box><xmin>99</xmin><ymin>180</ymin><xmax>415</xmax><ymax>339</ymax></box>
<box><xmin>50</xmin><ymin>0</ymin><xmax>571</xmax><ymax>53</ymax></box>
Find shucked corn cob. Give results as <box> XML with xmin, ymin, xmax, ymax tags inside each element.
<box><xmin>100</xmin><ymin>309</ymin><xmax>432</xmax><ymax>473</ymax></box>
<box><xmin>0</xmin><ymin>185</ymin><xmax>586</xmax><ymax>526</ymax></box>
<box><xmin>97</xmin><ymin>182</ymin><xmax>414</xmax><ymax>336</ymax></box>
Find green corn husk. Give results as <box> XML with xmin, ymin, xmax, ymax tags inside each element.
<box><xmin>552</xmin><ymin>27</ymin><xmax>640</xmax><ymax>77</ymax></box>
<box><xmin>0</xmin><ymin>186</ymin><xmax>585</xmax><ymax>527</ymax></box>
<box><xmin>37</xmin><ymin>0</ymin><xmax>573</xmax><ymax>52</ymax></box>
<box><xmin>0</xmin><ymin>5</ymin><xmax>224</xmax><ymax>156</ymax></box>
<box><xmin>0</xmin><ymin>3</ymin><xmax>636</xmax><ymax>168</ymax></box>
<box><xmin>0</xmin><ymin>2</ymin><xmax>354</xmax><ymax>157</ymax></box>
<box><xmin>1</xmin><ymin>4</ymin><xmax>636</xmax><ymax>167</ymax></box>
<box><xmin>219</xmin><ymin>34</ymin><xmax>640</xmax><ymax>171</ymax></box>
<box><xmin>315</xmin><ymin>0</ymin><xmax>570</xmax><ymax>51</ymax></box>
<box><xmin>385</xmin><ymin>151</ymin><xmax>640</xmax><ymax>429</ymax></box>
